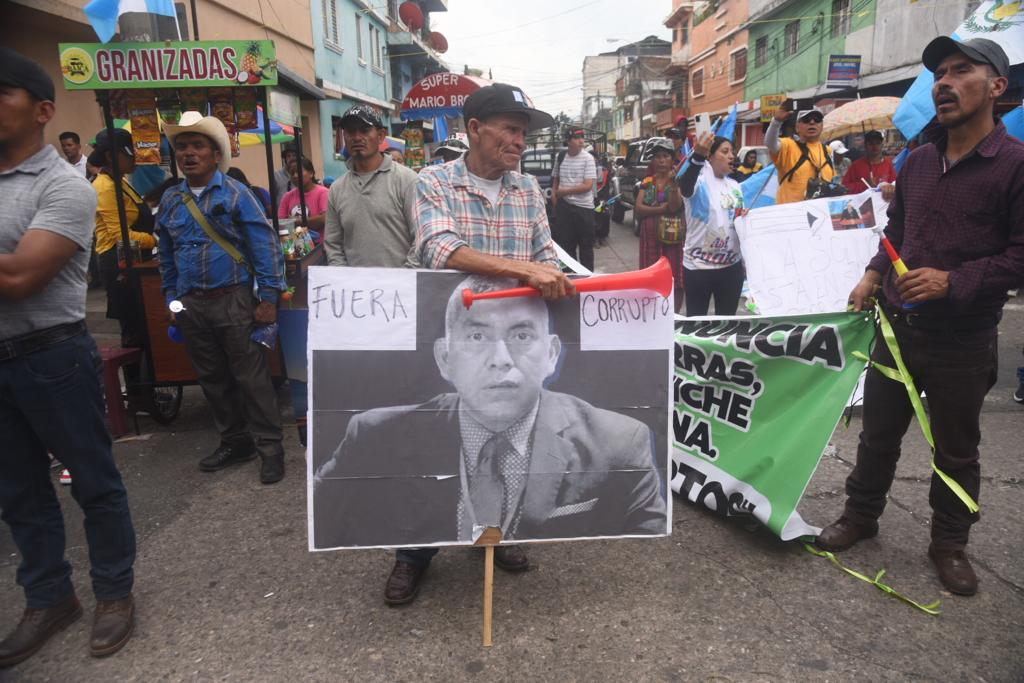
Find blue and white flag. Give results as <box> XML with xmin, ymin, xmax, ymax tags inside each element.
<box><xmin>740</xmin><ymin>163</ymin><xmax>777</xmax><ymax>210</ymax></box>
<box><xmin>715</xmin><ymin>103</ymin><xmax>738</xmax><ymax>142</ymax></box>
<box><xmin>1002</xmin><ymin>106</ymin><xmax>1024</xmax><ymax>140</ymax></box>
<box><xmin>892</xmin><ymin>146</ymin><xmax>910</xmax><ymax>175</ymax></box>
<box><xmin>84</xmin><ymin>0</ymin><xmax>177</xmax><ymax>43</ymax></box>
<box><xmin>893</xmin><ymin>2</ymin><xmax>1024</xmax><ymax>140</ymax></box>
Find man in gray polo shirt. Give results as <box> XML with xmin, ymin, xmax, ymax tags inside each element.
<box><xmin>0</xmin><ymin>49</ymin><xmax>136</xmax><ymax>668</ymax></box>
<box><xmin>551</xmin><ymin>128</ymin><xmax>597</xmax><ymax>271</ymax></box>
<box><xmin>324</xmin><ymin>105</ymin><xmax>419</xmax><ymax>267</ymax></box>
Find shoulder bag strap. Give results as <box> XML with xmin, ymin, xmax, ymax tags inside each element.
<box><xmin>780</xmin><ymin>142</ymin><xmax>813</xmax><ymax>185</ymax></box>
<box><xmin>180</xmin><ymin>192</ymin><xmax>255</xmax><ymax>276</ymax></box>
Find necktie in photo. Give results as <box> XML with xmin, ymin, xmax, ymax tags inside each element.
<box><xmin>471</xmin><ymin>433</ymin><xmax>513</xmax><ymax>528</ymax></box>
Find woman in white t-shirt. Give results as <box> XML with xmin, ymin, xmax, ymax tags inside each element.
<box><xmin>676</xmin><ymin>132</ymin><xmax>745</xmax><ymax>316</ymax></box>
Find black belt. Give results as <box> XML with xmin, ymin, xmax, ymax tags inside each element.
<box><xmin>0</xmin><ymin>321</ymin><xmax>87</xmax><ymax>362</ymax></box>
<box><xmin>882</xmin><ymin>306</ymin><xmax>999</xmax><ymax>333</ymax></box>
<box><xmin>184</xmin><ymin>284</ymin><xmax>246</xmax><ymax>300</ymax></box>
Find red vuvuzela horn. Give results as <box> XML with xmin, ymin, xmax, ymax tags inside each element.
<box><xmin>462</xmin><ymin>256</ymin><xmax>674</xmax><ymax>309</ymax></box>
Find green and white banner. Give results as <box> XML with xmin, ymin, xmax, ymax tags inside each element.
<box><xmin>670</xmin><ymin>311</ymin><xmax>874</xmax><ymax>540</ymax></box>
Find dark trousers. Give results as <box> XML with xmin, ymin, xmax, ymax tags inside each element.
<box><xmin>554</xmin><ymin>199</ymin><xmax>596</xmax><ymax>271</ymax></box>
<box><xmin>683</xmin><ymin>263</ymin><xmax>745</xmax><ymax>316</ymax></box>
<box><xmin>0</xmin><ymin>332</ymin><xmax>136</xmax><ymax>608</ymax></box>
<box><xmin>844</xmin><ymin>320</ymin><xmax>998</xmax><ymax>551</ymax></box>
<box><xmin>396</xmin><ymin>547</ymin><xmax>439</xmax><ymax>567</ymax></box>
<box><xmin>178</xmin><ymin>286</ymin><xmax>283</xmax><ymax>457</ymax></box>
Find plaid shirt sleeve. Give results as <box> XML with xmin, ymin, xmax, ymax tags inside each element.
<box><xmin>415</xmin><ymin>169</ymin><xmax>468</xmax><ymax>269</ymax></box>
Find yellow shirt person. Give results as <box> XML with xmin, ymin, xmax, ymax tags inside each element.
<box><xmin>765</xmin><ymin>105</ymin><xmax>835</xmax><ymax>205</ymax></box>
<box><xmin>92</xmin><ymin>173</ymin><xmax>156</xmax><ymax>255</ymax></box>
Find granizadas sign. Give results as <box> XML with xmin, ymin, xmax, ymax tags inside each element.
<box><xmin>57</xmin><ymin>40</ymin><xmax>277</xmax><ymax>90</ymax></box>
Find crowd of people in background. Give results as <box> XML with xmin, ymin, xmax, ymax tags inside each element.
<box><xmin>1</xmin><ymin>33</ymin><xmax>1022</xmax><ymax>672</ymax></box>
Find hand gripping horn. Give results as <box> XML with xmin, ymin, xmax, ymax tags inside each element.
<box><xmin>461</xmin><ymin>256</ymin><xmax>674</xmax><ymax>309</ymax></box>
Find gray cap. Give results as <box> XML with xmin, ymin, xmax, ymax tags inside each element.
<box><xmin>922</xmin><ymin>37</ymin><xmax>1009</xmax><ymax>78</ymax></box>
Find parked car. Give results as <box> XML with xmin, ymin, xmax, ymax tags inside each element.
<box><xmin>520</xmin><ymin>147</ymin><xmax>567</xmax><ymax>218</ymax></box>
<box><xmin>736</xmin><ymin>145</ymin><xmax>772</xmax><ymax>170</ymax></box>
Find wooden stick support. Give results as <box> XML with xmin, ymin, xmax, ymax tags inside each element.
<box><xmin>475</xmin><ymin>527</ymin><xmax>503</xmax><ymax>648</ymax></box>
<box><xmin>483</xmin><ymin>546</ymin><xmax>494</xmax><ymax>648</ymax></box>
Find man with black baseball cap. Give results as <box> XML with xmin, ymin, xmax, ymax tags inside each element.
<box><xmin>552</xmin><ymin>128</ymin><xmax>597</xmax><ymax>270</ymax></box>
<box><xmin>395</xmin><ymin>83</ymin><xmax>574</xmax><ymax>605</ymax></box>
<box><xmin>0</xmin><ymin>49</ymin><xmax>137</xmax><ymax>666</ymax></box>
<box><xmin>324</xmin><ymin>103</ymin><xmax>419</xmax><ymax>269</ymax></box>
<box><xmin>819</xmin><ymin>37</ymin><xmax>1024</xmax><ymax>598</ymax></box>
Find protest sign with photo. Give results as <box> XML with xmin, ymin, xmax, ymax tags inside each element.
<box><xmin>735</xmin><ymin>189</ymin><xmax>885</xmax><ymax>315</ymax></box>
<box><xmin>307</xmin><ymin>267</ymin><xmax>673</xmax><ymax>550</ymax></box>
<box><xmin>670</xmin><ymin>311</ymin><xmax>874</xmax><ymax>540</ymax></box>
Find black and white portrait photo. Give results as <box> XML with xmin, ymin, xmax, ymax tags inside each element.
<box><xmin>307</xmin><ymin>268</ymin><xmax>673</xmax><ymax>550</ymax></box>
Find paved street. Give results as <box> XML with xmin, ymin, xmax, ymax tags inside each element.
<box><xmin>1</xmin><ymin>215</ymin><xmax>1021</xmax><ymax>682</ymax></box>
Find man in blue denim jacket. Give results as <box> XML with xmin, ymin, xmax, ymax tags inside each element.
<box><xmin>159</xmin><ymin>112</ymin><xmax>287</xmax><ymax>484</ymax></box>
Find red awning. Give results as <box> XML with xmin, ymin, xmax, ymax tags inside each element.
<box><xmin>400</xmin><ymin>73</ymin><xmax>491</xmax><ymax>121</ymax></box>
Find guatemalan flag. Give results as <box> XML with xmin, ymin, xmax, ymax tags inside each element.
<box><xmin>84</xmin><ymin>0</ymin><xmax>178</xmax><ymax>43</ymax></box>
<box><xmin>893</xmin><ymin>1</ymin><xmax>1024</xmax><ymax>141</ymax></box>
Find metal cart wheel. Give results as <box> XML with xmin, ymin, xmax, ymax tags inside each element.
<box><xmin>147</xmin><ymin>385</ymin><xmax>183</xmax><ymax>424</ymax></box>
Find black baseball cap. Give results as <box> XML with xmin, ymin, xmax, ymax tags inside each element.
<box><xmin>0</xmin><ymin>48</ymin><xmax>55</xmax><ymax>102</ymax></box>
<box><xmin>87</xmin><ymin>128</ymin><xmax>134</xmax><ymax>167</ymax></box>
<box><xmin>341</xmin><ymin>104</ymin><xmax>385</xmax><ymax>129</ymax></box>
<box><xmin>463</xmin><ymin>83</ymin><xmax>554</xmax><ymax>131</ymax></box>
<box><xmin>564</xmin><ymin>128</ymin><xmax>586</xmax><ymax>140</ymax></box>
<box><xmin>665</xmin><ymin>127</ymin><xmax>684</xmax><ymax>139</ymax></box>
<box><xmin>922</xmin><ymin>37</ymin><xmax>1009</xmax><ymax>77</ymax></box>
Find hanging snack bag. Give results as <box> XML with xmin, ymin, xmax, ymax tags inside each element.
<box><xmin>127</xmin><ymin>92</ymin><xmax>162</xmax><ymax>165</ymax></box>
<box><xmin>208</xmin><ymin>88</ymin><xmax>240</xmax><ymax>157</ymax></box>
<box><xmin>179</xmin><ymin>88</ymin><xmax>208</xmax><ymax>115</ymax></box>
<box><xmin>157</xmin><ymin>92</ymin><xmax>182</xmax><ymax>125</ymax></box>
<box><xmin>234</xmin><ymin>88</ymin><xmax>258</xmax><ymax>131</ymax></box>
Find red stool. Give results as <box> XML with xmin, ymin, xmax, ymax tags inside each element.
<box><xmin>98</xmin><ymin>346</ymin><xmax>141</xmax><ymax>438</ymax></box>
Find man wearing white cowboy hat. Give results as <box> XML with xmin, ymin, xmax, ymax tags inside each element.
<box><xmin>157</xmin><ymin>111</ymin><xmax>288</xmax><ymax>485</ymax></box>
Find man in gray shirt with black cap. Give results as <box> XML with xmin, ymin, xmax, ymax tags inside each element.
<box><xmin>0</xmin><ymin>48</ymin><xmax>136</xmax><ymax>668</ymax></box>
<box><xmin>323</xmin><ymin>105</ymin><xmax>419</xmax><ymax>268</ymax></box>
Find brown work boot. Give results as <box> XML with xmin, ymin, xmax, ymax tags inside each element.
<box><xmin>89</xmin><ymin>594</ymin><xmax>134</xmax><ymax>658</ymax></box>
<box><xmin>494</xmin><ymin>544</ymin><xmax>530</xmax><ymax>572</ymax></box>
<box><xmin>815</xmin><ymin>516</ymin><xmax>878</xmax><ymax>552</ymax></box>
<box><xmin>0</xmin><ymin>594</ymin><xmax>82</xmax><ymax>668</ymax></box>
<box><xmin>929</xmin><ymin>547</ymin><xmax>978</xmax><ymax>596</ymax></box>
<box><xmin>384</xmin><ymin>560</ymin><xmax>426</xmax><ymax>606</ymax></box>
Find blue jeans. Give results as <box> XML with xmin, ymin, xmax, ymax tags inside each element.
<box><xmin>0</xmin><ymin>332</ymin><xmax>136</xmax><ymax>608</ymax></box>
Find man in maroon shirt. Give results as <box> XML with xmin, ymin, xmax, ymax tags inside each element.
<box><xmin>817</xmin><ymin>37</ymin><xmax>1024</xmax><ymax>597</ymax></box>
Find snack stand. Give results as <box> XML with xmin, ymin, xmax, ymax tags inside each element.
<box><xmin>57</xmin><ymin>39</ymin><xmax>299</xmax><ymax>428</ymax></box>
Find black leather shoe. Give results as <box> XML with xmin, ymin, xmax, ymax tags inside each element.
<box><xmin>929</xmin><ymin>547</ymin><xmax>978</xmax><ymax>596</ymax></box>
<box><xmin>259</xmin><ymin>452</ymin><xmax>285</xmax><ymax>485</ymax></box>
<box><xmin>494</xmin><ymin>544</ymin><xmax>530</xmax><ymax>573</ymax></box>
<box><xmin>815</xmin><ymin>516</ymin><xmax>878</xmax><ymax>552</ymax></box>
<box><xmin>0</xmin><ymin>594</ymin><xmax>82</xmax><ymax>668</ymax></box>
<box><xmin>199</xmin><ymin>441</ymin><xmax>256</xmax><ymax>472</ymax></box>
<box><xmin>90</xmin><ymin>594</ymin><xmax>134</xmax><ymax>658</ymax></box>
<box><xmin>384</xmin><ymin>560</ymin><xmax>427</xmax><ymax>606</ymax></box>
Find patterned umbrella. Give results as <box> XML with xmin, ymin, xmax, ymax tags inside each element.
<box><xmin>822</xmin><ymin>97</ymin><xmax>902</xmax><ymax>138</ymax></box>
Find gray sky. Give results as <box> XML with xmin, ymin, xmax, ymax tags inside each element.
<box><xmin>431</xmin><ymin>0</ymin><xmax>672</xmax><ymax>119</ymax></box>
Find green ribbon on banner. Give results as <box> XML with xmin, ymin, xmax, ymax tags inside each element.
<box><xmin>851</xmin><ymin>303</ymin><xmax>979</xmax><ymax>514</ymax></box>
<box><xmin>803</xmin><ymin>544</ymin><xmax>942</xmax><ymax>615</ymax></box>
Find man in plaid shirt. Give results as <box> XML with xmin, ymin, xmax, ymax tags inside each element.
<box><xmin>381</xmin><ymin>84</ymin><xmax>575</xmax><ymax>605</ymax></box>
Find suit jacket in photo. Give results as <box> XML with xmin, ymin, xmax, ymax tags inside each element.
<box><xmin>312</xmin><ymin>390</ymin><xmax>666</xmax><ymax>548</ymax></box>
